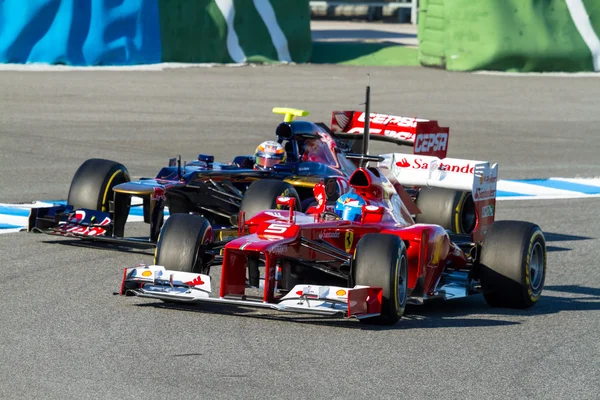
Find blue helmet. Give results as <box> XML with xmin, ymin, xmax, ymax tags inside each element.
<box><xmin>334</xmin><ymin>193</ymin><xmax>366</xmax><ymax>222</ymax></box>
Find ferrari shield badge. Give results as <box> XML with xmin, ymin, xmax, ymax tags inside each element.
<box><xmin>344</xmin><ymin>231</ymin><xmax>354</xmax><ymax>253</ymax></box>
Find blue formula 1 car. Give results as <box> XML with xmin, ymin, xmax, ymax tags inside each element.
<box><xmin>28</xmin><ymin>107</ymin><xmax>468</xmax><ymax>250</ymax></box>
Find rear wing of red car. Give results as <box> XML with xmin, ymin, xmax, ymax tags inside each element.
<box><xmin>378</xmin><ymin>153</ymin><xmax>499</xmax><ymax>242</ymax></box>
<box><xmin>330</xmin><ymin>111</ymin><xmax>450</xmax><ymax>159</ymax></box>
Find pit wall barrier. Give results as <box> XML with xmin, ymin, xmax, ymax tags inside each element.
<box><xmin>0</xmin><ymin>0</ymin><xmax>311</xmax><ymax>66</ymax></box>
<box><xmin>418</xmin><ymin>0</ymin><xmax>600</xmax><ymax>72</ymax></box>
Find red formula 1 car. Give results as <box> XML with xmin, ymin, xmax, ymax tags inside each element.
<box><xmin>120</xmin><ymin>87</ymin><xmax>547</xmax><ymax>325</ymax></box>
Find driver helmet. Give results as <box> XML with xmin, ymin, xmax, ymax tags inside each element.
<box><xmin>254</xmin><ymin>140</ymin><xmax>287</xmax><ymax>170</ymax></box>
<box><xmin>334</xmin><ymin>192</ymin><xmax>366</xmax><ymax>222</ymax></box>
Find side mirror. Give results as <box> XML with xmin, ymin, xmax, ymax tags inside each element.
<box><xmin>276</xmin><ymin>196</ymin><xmax>296</xmax><ymax>223</ymax></box>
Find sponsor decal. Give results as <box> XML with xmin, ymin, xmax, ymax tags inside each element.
<box><xmin>272</xmin><ymin>244</ymin><xmax>288</xmax><ymax>254</ymax></box>
<box><xmin>344</xmin><ymin>231</ymin><xmax>354</xmax><ymax>253</ymax></box>
<box><xmin>395</xmin><ymin>157</ymin><xmax>475</xmax><ymax>174</ymax></box>
<box><xmin>481</xmin><ymin>205</ymin><xmax>494</xmax><ymax>218</ymax></box>
<box><xmin>336</xmin><ymin>289</ymin><xmax>347</xmax><ymax>296</ymax></box>
<box><xmin>320</xmin><ymin>231</ymin><xmax>340</xmax><ymax>239</ymax></box>
<box><xmin>184</xmin><ymin>276</ymin><xmax>205</xmax><ymax>286</ymax></box>
<box><xmin>347</xmin><ymin>127</ymin><xmax>415</xmax><ymax>141</ymax></box>
<box><xmin>141</xmin><ymin>270</ymin><xmax>153</xmax><ymax>277</ymax></box>
<box><xmin>396</xmin><ymin>158</ymin><xmax>411</xmax><ymax>168</ymax></box>
<box><xmin>357</xmin><ymin>113</ymin><xmax>422</xmax><ymax>128</ymax></box>
<box><xmin>61</xmin><ymin>211</ymin><xmax>111</xmax><ymax>236</ymax></box>
<box><xmin>152</xmin><ymin>186</ymin><xmax>166</xmax><ymax>201</ymax></box>
<box><xmin>481</xmin><ymin>174</ymin><xmax>497</xmax><ymax>184</ymax></box>
<box><xmin>414</xmin><ymin>133</ymin><xmax>448</xmax><ymax>154</ymax></box>
<box><xmin>474</xmin><ymin>188</ymin><xmax>496</xmax><ymax>201</ymax></box>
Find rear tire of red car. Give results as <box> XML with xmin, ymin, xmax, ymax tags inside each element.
<box><xmin>415</xmin><ymin>188</ymin><xmax>476</xmax><ymax>234</ymax></box>
<box><xmin>240</xmin><ymin>179</ymin><xmax>301</xmax><ymax>220</ymax></box>
<box><xmin>154</xmin><ymin>213</ymin><xmax>214</xmax><ymax>274</ymax></box>
<box><xmin>354</xmin><ymin>234</ymin><xmax>408</xmax><ymax>325</ymax></box>
<box><xmin>67</xmin><ymin>158</ymin><xmax>130</xmax><ymax>237</ymax></box>
<box><xmin>479</xmin><ymin>221</ymin><xmax>546</xmax><ymax>309</ymax></box>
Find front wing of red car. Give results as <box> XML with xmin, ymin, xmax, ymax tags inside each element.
<box><xmin>120</xmin><ymin>265</ymin><xmax>383</xmax><ymax>320</ymax></box>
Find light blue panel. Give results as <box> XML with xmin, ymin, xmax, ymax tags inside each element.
<box><xmin>0</xmin><ymin>0</ymin><xmax>161</xmax><ymax>65</ymax></box>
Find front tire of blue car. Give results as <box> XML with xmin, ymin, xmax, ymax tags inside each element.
<box><xmin>154</xmin><ymin>213</ymin><xmax>214</xmax><ymax>274</ymax></box>
<box><xmin>67</xmin><ymin>158</ymin><xmax>130</xmax><ymax>237</ymax></box>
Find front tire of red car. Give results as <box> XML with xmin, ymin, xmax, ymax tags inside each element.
<box><xmin>354</xmin><ymin>233</ymin><xmax>408</xmax><ymax>325</ymax></box>
<box><xmin>479</xmin><ymin>221</ymin><xmax>546</xmax><ymax>309</ymax></box>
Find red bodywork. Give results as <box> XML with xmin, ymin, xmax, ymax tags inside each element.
<box><xmin>220</xmin><ymin>166</ymin><xmax>468</xmax><ymax>304</ymax></box>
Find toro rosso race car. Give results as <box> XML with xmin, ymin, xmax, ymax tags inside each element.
<box><xmin>120</xmin><ymin>86</ymin><xmax>547</xmax><ymax>325</ymax></box>
<box><xmin>27</xmin><ymin>103</ymin><xmax>473</xmax><ymax>250</ymax></box>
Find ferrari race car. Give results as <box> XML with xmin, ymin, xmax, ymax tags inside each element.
<box><xmin>28</xmin><ymin>105</ymin><xmax>475</xmax><ymax>250</ymax></box>
<box><xmin>120</xmin><ymin>86</ymin><xmax>547</xmax><ymax>325</ymax></box>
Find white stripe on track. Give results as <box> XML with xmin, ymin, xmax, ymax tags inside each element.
<box><xmin>253</xmin><ymin>0</ymin><xmax>292</xmax><ymax>62</ymax></box>
<box><xmin>214</xmin><ymin>0</ymin><xmax>247</xmax><ymax>63</ymax></box>
<box><xmin>496</xmin><ymin>180</ymin><xmax>589</xmax><ymax>197</ymax></box>
<box><xmin>565</xmin><ymin>0</ymin><xmax>600</xmax><ymax>71</ymax></box>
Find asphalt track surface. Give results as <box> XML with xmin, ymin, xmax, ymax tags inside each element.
<box><xmin>1</xmin><ymin>66</ymin><xmax>599</xmax><ymax>399</ymax></box>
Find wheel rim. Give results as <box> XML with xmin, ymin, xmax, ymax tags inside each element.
<box><xmin>528</xmin><ymin>242</ymin><xmax>545</xmax><ymax>293</ymax></box>
<box><xmin>398</xmin><ymin>254</ymin><xmax>408</xmax><ymax>307</ymax></box>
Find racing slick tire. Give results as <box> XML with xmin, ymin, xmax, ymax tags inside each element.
<box><xmin>240</xmin><ymin>179</ymin><xmax>301</xmax><ymax>220</ymax></box>
<box><xmin>479</xmin><ymin>221</ymin><xmax>547</xmax><ymax>309</ymax></box>
<box><xmin>415</xmin><ymin>188</ymin><xmax>476</xmax><ymax>234</ymax></box>
<box><xmin>67</xmin><ymin>158</ymin><xmax>130</xmax><ymax>237</ymax></box>
<box><xmin>354</xmin><ymin>234</ymin><xmax>408</xmax><ymax>325</ymax></box>
<box><xmin>154</xmin><ymin>213</ymin><xmax>214</xmax><ymax>274</ymax></box>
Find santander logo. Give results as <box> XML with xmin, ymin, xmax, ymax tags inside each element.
<box><xmin>395</xmin><ymin>157</ymin><xmax>475</xmax><ymax>174</ymax></box>
<box><xmin>396</xmin><ymin>158</ymin><xmax>411</xmax><ymax>168</ymax></box>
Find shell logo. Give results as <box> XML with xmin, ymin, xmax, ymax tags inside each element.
<box><xmin>336</xmin><ymin>289</ymin><xmax>347</xmax><ymax>296</ymax></box>
<box><xmin>141</xmin><ymin>270</ymin><xmax>153</xmax><ymax>277</ymax></box>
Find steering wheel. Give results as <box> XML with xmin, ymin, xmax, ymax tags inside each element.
<box><xmin>320</xmin><ymin>211</ymin><xmax>340</xmax><ymax>221</ymax></box>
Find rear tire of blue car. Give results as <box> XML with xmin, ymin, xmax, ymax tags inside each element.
<box><xmin>154</xmin><ymin>213</ymin><xmax>214</xmax><ymax>274</ymax></box>
<box><xmin>479</xmin><ymin>221</ymin><xmax>547</xmax><ymax>309</ymax></box>
<box><xmin>354</xmin><ymin>234</ymin><xmax>408</xmax><ymax>325</ymax></box>
<box><xmin>415</xmin><ymin>188</ymin><xmax>476</xmax><ymax>235</ymax></box>
<box><xmin>67</xmin><ymin>158</ymin><xmax>130</xmax><ymax>237</ymax></box>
